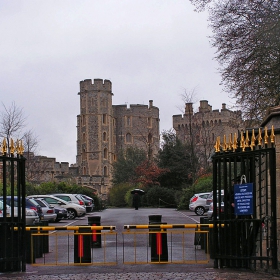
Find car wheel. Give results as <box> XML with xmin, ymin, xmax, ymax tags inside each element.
<box><xmin>67</xmin><ymin>209</ymin><xmax>77</xmax><ymax>219</ymax></box>
<box><xmin>195</xmin><ymin>206</ymin><xmax>205</xmax><ymax>216</ymax></box>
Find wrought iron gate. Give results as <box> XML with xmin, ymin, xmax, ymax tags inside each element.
<box><xmin>0</xmin><ymin>139</ymin><xmax>26</xmax><ymax>272</ymax></box>
<box><xmin>211</xmin><ymin>127</ymin><xmax>277</xmax><ymax>270</ymax></box>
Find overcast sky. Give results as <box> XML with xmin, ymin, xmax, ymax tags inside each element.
<box><xmin>0</xmin><ymin>0</ymin><xmax>233</xmax><ymax>164</ymax></box>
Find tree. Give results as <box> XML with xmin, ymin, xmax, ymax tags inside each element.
<box><xmin>0</xmin><ymin>102</ymin><xmax>26</xmax><ymax>154</ymax></box>
<box><xmin>190</xmin><ymin>0</ymin><xmax>280</xmax><ymax>125</ymax></box>
<box><xmin>112</xmin><ymin>147</ymin><xmax>147</xmax><ymax>185</ymax></box>
<box><xmin>134</xmin><ymin>159</ymin><xmax>169</xmax><ymax>188</ymax></box>
<box><xmin>156</xmin><ymin>130</ymin><xmax>196</xmax><ymax>190</ymax></box>
<box><xmin>23</xmin><ymin>129</ymin><xmax>39</xmax><ymax>182</ymax></box>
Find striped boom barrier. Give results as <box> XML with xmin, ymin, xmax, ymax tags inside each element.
<box><xmin>123</xmin><ymin>224</ymin><xmax>217</xmax><ymax>230</ymax></box>
<box><xmin>24</xmin><ymin>226</ymin><xmax>116</xmax><ymax>231</ymax></box>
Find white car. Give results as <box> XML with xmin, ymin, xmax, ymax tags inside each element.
<box><xmin>27</xmin><ymin>195</ymin><xmax>86</xmax><ymax>219</ymax></box>
<box><xmin>51</xmin><ymin>193</ymin><xmax>85</xmax><ymax>207</ymax></box>
<box><xmin>0</xmin><ymin>200</ymin><xmax>40</xmax><ymax>225</ymax></box>
<box><xmin>189</xmin><ymin>192</ymin><xmax>211</xmax><ymax>215</ymax></box>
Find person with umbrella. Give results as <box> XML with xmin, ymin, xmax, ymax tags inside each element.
<box><xmin>131</xmin><ymin>189</ymin><xmax>145</xmax><ymax>210</ymax></box>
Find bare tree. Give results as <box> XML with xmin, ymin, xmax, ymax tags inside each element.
<box><xmin>22</xmin><ymin>129</ymin><xmax>40</xmax><ymax>181</ymax></box>
<box><xmin>190</xmin><ymin>0</ymin><xmax>280</xmax><ymax>125</ymax></box>
<box><xmin>0</xmin><ymin>102</ymin><xmax>26</xmax><ymax>154</ymax></box>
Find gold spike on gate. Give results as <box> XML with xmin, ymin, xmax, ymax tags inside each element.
<box><xmin>264</xmin><ymin>127</ymin><xmax>268</xmax><ymax>145</ymax></box>
<box><xmin>250</xmin><ymin>129</ymin><xmax>256</xmax><ymax>150</ymax></box>
<box><xmin>258</xmin><ymin>128</ymin><xmax>262</xmax><ymax>146</ymax></box>
<box><xmin>2</xmin><ymin>138</ymin><xmax>7</xmax><ymax>154</ymax></box>
<box><xmin>10</xmin><ymin>138</ymin><xmax>15</xmax><ymax>155</ymax></box>
<box><xmin>223</xmin><ymin>135</ymin><xmax>227</xmax><ymax>151</ymax></box>
<box><xmin>270</xmin><ymin>125</ymin><xmax>275</xmax><ymax>144</ymax></box>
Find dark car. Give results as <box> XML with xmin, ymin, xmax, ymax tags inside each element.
<box><xmin>78</xmin><ymin>194</ymin><xmax>94</xmax><ymax>212</ymax></box>
<box><xmin>1</xmin><ymin>196</ymin><xmax>44</xmax><ymax>220</ymax></box>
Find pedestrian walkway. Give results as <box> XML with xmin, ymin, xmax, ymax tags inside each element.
<box><xmin>1</xmin><ymin>269</ymin><xmax>280</xmax><ymax>279</ymax></box>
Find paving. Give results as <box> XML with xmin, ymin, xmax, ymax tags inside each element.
<box><xmin>1</xmin><ymin>264</ymin><xmax>280</xmax><ymax>280</ymax></box>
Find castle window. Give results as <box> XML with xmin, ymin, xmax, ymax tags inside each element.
<box><xmin>82</xmin><ymin>148</ymin><xmax>86</xmax><ymax>160</ymax></box>
<box><xmin>126</xmin><ymin>133</ymin><xmax>132</xmax><ymax>143</ymax></box>
<box><xmin>103</xmin><ymin>132</ymin><xmax>107</xmax><ymax>141</ymax></box>
<box><xmin>104</xmin><ymin>148</ymin><xmax>108</xmax><ymax>159</ymax></box>
<box><xmin>206</xmin><ymin>121</ymin><xmax>209</xmax><ymax>127</ymax></box>
<box><xmin>219</xmin><ymin>119</ymin><xmax>222</xmax><ymax>125</ymax></box>
<box><xmin>212</xmin><ymin>133</ymin><xmax>215</xmax><ymax>141</ymax></box>
<box><xmin>102</xmin><ymin>114</ymin><xmax>107</xmax><ymax>124</ymax></box>
<box><xmin>82</xmin><ymin>115</ymin><xmax>86</xmax><ymax>126</ymax></box>
<box><xmin>202</xmin><ymin>121</ymin><xmax>205</xmax><ymax>128</ymax></box>
<box><xmin>104</xmin><ymin>166</ymin><xmax>108</xmax><ymax>176</ymax></box>
<box><xmin>83</xmin><ymin>133</ymin><xmax>86</xmax><ymax>143</ymax></box>
<box><xmin>83</xmin><ymin>167</ymin><xmax>86</xmax><ymax>175</ymax></box>
<box><xmin>126</xmin><ymin>116</ymin><xmax>131</xmax><ymax>126</ymax></box>
<box><xmin>148</xmin><ymin>133</ymin><xmax>152</xmax><ymax>143</ymax></box>
<box><xmin>210</xmin><ymin>120</ymin><xmax>213</xmax><ymax>126</ymax></box>
<box><xmin>178</xmin><ymin>124</ymin><xmax>181</xmax><ymax>130</ymax></box>
<box><xmin>148</xmin><ymin>117</ymin><xmax>152</xmax><ymax>127</ymax></box>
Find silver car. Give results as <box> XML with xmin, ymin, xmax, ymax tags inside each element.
<box><xmin>34</xmin><ymin>198</ymin><xmax>57</xmax><ymax>222</ymax></box>
<box><xmin>0</xmin><ymin>200</ymin><xmax>40</xmax><ymax>225</ymax></box>
<box><xmin>27</xmin><ymin>195</ymin><xmax>86</xmax><ymax>219</ymax></box>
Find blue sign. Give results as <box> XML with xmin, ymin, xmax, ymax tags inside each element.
<box><xmin>234</xmin><ymin>183</ymin><xmax>254</xmax><ymax>215</ymax></box>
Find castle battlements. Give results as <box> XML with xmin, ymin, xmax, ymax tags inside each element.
<box><xmin>79</xmin><ymin>78</ymin><xmax>112</xmax><ymax>93</ymax></box>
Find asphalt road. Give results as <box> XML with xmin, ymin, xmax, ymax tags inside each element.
<box><xmin>1</xmin><ymin>208</ymin><xmax>278</xmax><ymax>279</ymax></box>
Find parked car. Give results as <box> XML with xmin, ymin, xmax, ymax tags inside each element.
<box><xmin>0</xmin><ymin>196</ymin><xmax>44</xmax><ymax>220</ymax></box>
<box><xmin>189</xmin><ymin>192</ymin><xmax>211</xmax><ymax>215</ymax></box>
<box><xmin>78</xmin><ymin>194</ymin><xmax>94</xmax><ymax>212</ymax></box>
<box><xmin>207</xmin><ymin>195</ymin><xmax>224</xmax><ymax>219</ymax></box>
<box><xmin>51</xmin><ymin>193</ymin><xmax>85</xmax><ymax>207</ymax></box>
<box><xmin>33</xmin><ymin>198</ymin><xmax>57</xmax><ymax>222</ymax></box>
<box><xmin>205</xmin><ymin>190</ymin><xmax>224</xmax><ymax>212</ymax></box>
<box><xmin>27</xmin><ymin>195</ymin><xmax>86</xmax><ymax>219</ymax></box>
<box><xmin>0</xmin><ymin>199</ymin><xmax>40</xmax><ymax>225</ymax></box>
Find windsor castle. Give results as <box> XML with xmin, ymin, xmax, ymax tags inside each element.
<box><xmin>25</xmin><ymin>79</ymin><xmax>243</xmax><ymax>199</ymax></box>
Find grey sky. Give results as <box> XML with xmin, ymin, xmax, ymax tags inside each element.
<box><xmin>0</xmin><ymin>0</ymin><xmax>232</xmax><ymax>164</ymax></box>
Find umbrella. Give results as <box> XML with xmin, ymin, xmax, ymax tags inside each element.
<box><xmin>131</xmin><ymin>189</ymin><xmax>145</xmax><ymax>195</ymax></box>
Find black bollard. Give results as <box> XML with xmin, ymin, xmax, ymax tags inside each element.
<box><xmin>74</xmin><ymin>228</ymin><xmax>92</xmax><ymax>263</ymax></box>
<box><xmin>148</xmin><ymin>215</ymin><xmax>168</xmax><ymax>262</ymax></box>
<box><xmin>88</xmin><ymin>216</ymin><xmax>102</xmax><ymax>248</ymax></box>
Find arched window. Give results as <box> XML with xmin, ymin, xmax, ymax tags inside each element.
<box><xmin>82</xmin><ymin>149</ymin><xmax>86</xmax><ymax>160</ymax></box>
<box><xmin>103</xmin><ymin>166</ymin><xmax>108</xmax><ymax>176</ymax></box>
<box><xmin>104</xmin><ymin>148</ymin><xmax>108</xmax><ymax>159</ymax></box>
<box><xmin>126</xmin><ymin>116</ymin><xmax>131</xmax><ymax>126</ymax></box>
<box><xmin>103</xmin><ymin>132</ymin><xmax>107</xmax><ymax>141</ymax></box>
<box><xmin>126</xmin><ymin>133</ymin><xmax>132</xmax><ymax>143</ymax></box>
<box><xmin>83</xmin><ymin>133</ymin><xmax>86</xmax><ymax>142</ymax></box>
<box><xmin>83</xmin><ymin>167</ymin><xmax>86</xmax><ymax>175</ymax></box>
<box><xmin>148</xmin><ymin>133</ymin><xmax>152</xmax><ymax>143</ymax></box>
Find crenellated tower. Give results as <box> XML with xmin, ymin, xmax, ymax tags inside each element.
<box><xmin>77</xmin><ymin>79</ymin><xmax>114</xmax><ymax>197</ymax></box>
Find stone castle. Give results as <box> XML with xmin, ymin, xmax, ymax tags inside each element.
<box><xmin>25</xmin><ymin>80</ymin><xmax>243</xmax><ymax>199</ymax></box>
<box><xmin>172</xmin><ymin>100</ymin><xmax>243</xmax><ymax>165</ymax></box>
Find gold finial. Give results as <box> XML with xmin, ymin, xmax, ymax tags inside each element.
<box><xmin>240</xmin><ymin>131</ymin><xmax>245</xmax><ymax>151</ymax></box>
<box><xmin>258</xmin><ymin>128</ymin><xmax>262</xmax><ymax>146</ymax></box>
<box><xmin>2</xmin><ymin>138</ymin><xmax>7</xmax><ymax>154</ymax></box>
<box><xmin>223</xmin><ymin>135</ymin><xmax>227</xmax><ymax>151</ymax></box>
<box><xmin>232</xmin><ymin>133</ymin><xmax>238</xmax><ymax>151</ymax></box>
<box><xmin>10</xmin><ymin>138</ymin><xmax>15</xmax><ymax>155</ymax></box>
<box><xmin>250</xmin><ymin>129</ymin><xmax>256</xmax><ymax>150</ymax></box>
<box><xmin>228</xmin><ymin>133</ymin><xmax>233</xmax><ymax>151</ymax></box>
<box><xmin>245</xmin><ymin>130</ymin><xmax>250</xmax><ymax>148</ymax></box>
<box><xmin>18</xmin><ymin>140</ymin><xmax>24</xmax><ymax>155</ymax></box>
<box><xmin>270</xmin><ymin>125</ymin><xmax>275</xmax><ymax>144</ymax></box>
<box><xmin>214</xmin><ymin>136</ymin><xmax>220</xmax><ymax>152</ymax></box>
<box><xmin>264</xmin><ymin>127</ymin><xmax>268</xmax><ymax>144</ymax></box>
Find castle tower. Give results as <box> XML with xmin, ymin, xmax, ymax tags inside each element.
<box><xmin>77</xmin><ymin>79</ymin><xmax>114</xmax><ymax>197</ymax></box>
